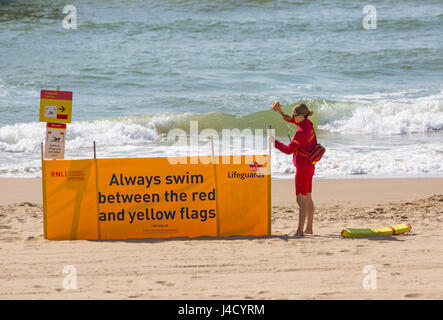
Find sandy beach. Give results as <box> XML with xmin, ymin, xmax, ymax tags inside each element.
<box><xmin>0</xmin><ymin>177</ymin><xmax>442</xmax><ymax>300</ymax></box>
<box><xmin>2</xmin><ymin>0</ymin><xmax>442</xmax><ymax>304</ymax></box>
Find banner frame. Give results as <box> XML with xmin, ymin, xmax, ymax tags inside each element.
<box><xmin>42</xmin><ymin>154</ymin><xmax>272</xmax><ymax>240</ymax></box>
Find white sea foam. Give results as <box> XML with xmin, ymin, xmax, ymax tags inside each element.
<box><xmin>318</xmin><ymin>96</ymin><xmax>443</xmax><ymax>135</ymax></box>
<box><xmin>0</xmin><ymin>95</ymin><xmax>442</xmax><ymax>178</ymax></box>
<box><xmin>272</xmin><ymin>141</ymin><xmax>443</xmax><ymax>178</ymax></box>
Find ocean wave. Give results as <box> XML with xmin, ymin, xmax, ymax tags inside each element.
<box><xmin>0</xmin><ymin>117</ymin><xmax>160</xmax><ymax>153</ymax></box>
<box><xmin>1</xmin><ymin>104</ymin><xmax>442</xmax><ymax>178</ymax></box>
<box><xmin>1</xmin><ymin>95</ymin><xmax>442</xmax><ymax>155</ymax></box>
<box><xmin>272</xmin><ymin>141</ymin><xmax>443</xmax><ymax>178</ymax></box>
<box><xmin>2</xmin><ymin>135</ymin><xmax>442</xmax><ymax>179</ymax></box>
<box><xmin>317</xmin><ymin>96</ymin><xmax>443</xmax><ymax>135</ymax></box>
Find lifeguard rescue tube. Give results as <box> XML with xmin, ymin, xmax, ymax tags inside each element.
<box><xmin>341</xmin><ymin>224</ymin><xmax>412</xmax><ymax>238</ymax></box>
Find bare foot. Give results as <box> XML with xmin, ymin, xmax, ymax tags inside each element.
<box><xmin>304</xmin><ymin>229</ymin><xmax>313</xmax><ymax>234</ymax></box>
<box><xmin>291</xmin><ymin>231</ymin><xmax>304</xmax><ymax>237</ymax></box>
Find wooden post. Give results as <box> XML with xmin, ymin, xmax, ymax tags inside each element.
<box><xmin>210</xmin><ymin>135</ymin><xmax>221</xmax><ymax>237</ymax></box>
<box><xmin>93</xmin><ymin>140</ymin><xmax>101</xmax><ymax>240</ymax></box>
<box><xmin>51</xmin><ymin>86</ymin><xmax>60</xmax><ymax>161</ymax></box>
<box><xmin>41</xmin><ymin>141</ymin><xmax>48</xmax><ymax>239</ymax></box>
<box><xmin>268</xmin><ymin>125</ymin><xmax>272</xmax><ymax>175</ymax></box>
<box><xmin>267</xmin><ymin>125</ymin><xmax>272</xmax><ymax>236</ymax></box>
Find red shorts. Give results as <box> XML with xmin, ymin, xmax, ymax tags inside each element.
<box><xmin>295</xmin><ymin>166</ymin><xmax>315</xmax><ymax>195</ymax></box>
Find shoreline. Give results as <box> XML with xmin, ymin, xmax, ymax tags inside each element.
<box><xmin>1</xmin><ymin>176</ymin><xmax>442</xmax><ymax>207</ymax></box>
<box><xmin>272</xmin><ymin>177</ymin><xmax>443</xmax><ymax>207</ymax></box>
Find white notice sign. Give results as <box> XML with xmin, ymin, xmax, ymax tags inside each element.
<box><xmin>45</xmin><ymin>122</ymin><xmax>66</xmax><ymax>159</ymax></box>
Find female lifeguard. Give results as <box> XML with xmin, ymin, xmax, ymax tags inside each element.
<box><xmin>268</xmin><ymin>102</ymin><xmax>317</xmax><ymax>236</ymax></box>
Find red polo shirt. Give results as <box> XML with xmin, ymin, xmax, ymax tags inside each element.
<box><xmin>274</xmin><ymin>118</ymin><xmax>317</xmax><ymax>168</ymax></box>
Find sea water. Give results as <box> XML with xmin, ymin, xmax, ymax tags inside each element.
<box><xmin>0</xmin><ymin>0</ymin><xmax>442</xmax><ymax>178</ymax></box>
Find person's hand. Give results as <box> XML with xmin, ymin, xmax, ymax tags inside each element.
<box><xmin>267</xmin><ymin>131</ymin><xmax>275</xmax><ymax>144</ymax></box>
<box><xmin>271</xmin><ymin>101</ymin><xmax>282</xmax><ymax>113</ymax></box>
<box><xmin>271</xmin><ymin>100</ymin><xmax>281</xmax><ymax>108</ymax></box>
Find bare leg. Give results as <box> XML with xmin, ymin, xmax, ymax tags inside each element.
<box><xmin>294</xmin><ymin>194</ymin><xmax>308</xmax><ymax>236</ymax></box>
<box><xmin>304</xmin><ymin>193</ymin><xmax>314</xmax><ymax>234</ymax></box>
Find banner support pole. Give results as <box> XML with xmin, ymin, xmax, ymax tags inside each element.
<box><xmin>267</xmin><ymin>125</ymin><xmax>272</xmax><ymax>236</ymax></box>
<box><xmin>41</xmin><ymin>142</ymin><xmax>48</xmax><ymax>239</ymax></box>
<box><xmin>211</xmin><ymin>136</ymin><xmax>221</xmax><ymax>237</ymax></box>
<box><xmin>93</xmin><ymin>140</ymin><xmax>101</xmax><ymax>240</ymax></box>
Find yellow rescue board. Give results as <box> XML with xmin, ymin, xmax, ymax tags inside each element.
<box><xmin>341</xmin><ymin>223</ymin><xmax>411</xmax><ymax>238</ymax></box>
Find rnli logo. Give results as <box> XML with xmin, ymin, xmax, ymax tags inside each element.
<box><xmin>50</xmin><ymin>170</ymin><xmax>86</xmax><ymax>181</ymax></box>
<box><xmin>249</xmin><ymin>162</ymin><xmax>264</xmax><ymax>176</ymax></box>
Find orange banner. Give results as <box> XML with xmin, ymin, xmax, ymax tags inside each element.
<box><xmin>42</xmin><ymin>155</ymin><xmax>271</xmax><ymax>240</ymax></box>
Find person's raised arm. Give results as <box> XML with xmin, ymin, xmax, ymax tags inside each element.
<box><xmin>281</xmin><ymin>113</ymin><xmax>293</xmax><ymax>123</ymax></box>
<box><xmin>271</xmin><ymin>101</ymin><xmax>293</xmax><ymax>123</ymax></box>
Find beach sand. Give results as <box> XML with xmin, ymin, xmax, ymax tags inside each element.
<box><xmin>0</xmin><ymin>177</ymin><xmax>442</xmax><ymax>299</ymax></box>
